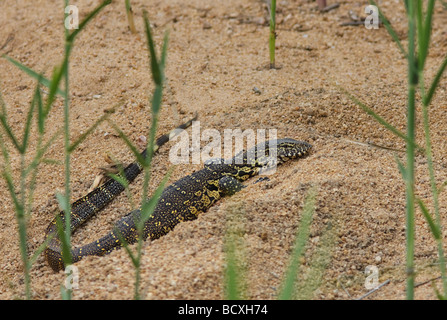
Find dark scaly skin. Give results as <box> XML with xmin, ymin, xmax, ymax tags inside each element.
<box><xmin>46</xmin><ymin>137</ymin><xmax>312</xmax><ymax>271</ymax></box>
<box><xmin>44</xmin><ymin>116</ymin><xmax>197</xmax><ymax>271</ymax></box>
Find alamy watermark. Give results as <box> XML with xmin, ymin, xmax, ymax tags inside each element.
<box><xmin>168</xmin><ymin>120</ymin><xmax>278</xmax><ymax>174</ymax></box>
<box><xmin>65</xmin><ymin>5</ymin><xmax>79</xmax><ymax>30</ymax></box>
<box><xmin>64</xmin><ymin>265</ymin><xmax>79</xmax><ymax>290</ymax></box>
<box><xmin>64</xmin><ymin>4</ymin><xmax>380</xmax><ymax>31</ymax></box>
<box><xmin>364</xmin><ymin>5</ymin><xmax>379</xmax><ymax>30</ymax></box>
<box><xmin>364</xmin><ymin>265</ymin><xmax>379</xmax><ymax>289</ymax></box>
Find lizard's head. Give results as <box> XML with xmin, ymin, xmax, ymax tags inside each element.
<box><xmin>223</xmin><ymin>138</ymin><xmax>313</xmax><ymax>179</ymax></box>
<box><xmin>270</xmin><ymin>138</ymin><xmax>313</xmax><ymax>164</ymax></box>
<box><xmin>234</xmin><ymin>138</ymin><xmax>312</xmax><ymax>165</ymax></box>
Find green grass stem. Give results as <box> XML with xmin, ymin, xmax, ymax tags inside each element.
<box><xmin>125</xmin><ymin>0</ymin><xmax>137</xmax><ymax>34</ymax></box>
<box><xmin>278</xmin><ymin>188</ymin><xmax>317</xmax><ymax>300</ymax></box>
<box><xmin>0</xmin><ymin>0</ymin><xmax>111</xmax><ymax>299</ymax></box>
<box><xmin>105</xmin><ymin>11</ymin><xmax>171</xmax><ymax>300</ymax></box>
<box><xmin>269</xmin><ymin>0</ymin><xmax>276</xmax><ymax>69</ymax></box>
<box><xmin>351</xmin><ymin>0</ymin><xmax>447</xmax><ymax>299</ymax></box>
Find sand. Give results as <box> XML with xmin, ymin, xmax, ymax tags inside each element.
<box><xmin>1</xmin><ymin>0</ymin><xmax>447</xmax><ymax>300</ymax></box>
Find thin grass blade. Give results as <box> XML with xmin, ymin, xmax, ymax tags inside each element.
<box><xmin>342</xmin><ymin>87</ymin><xmax>423</xmax><ymax>152</ymax></box>
<box><xmin>3</xmin><ymin>171</ymin><xmax>23</xmax><ymax>214</ymax></box>
<box><xmin>0</xmin><ymin>113</ymin><xmax>22</xmax><ymax>153</ymax></box>
<box><xmin>67</xmin><ymin>0</ymin><xmax>112</xmax><ymax>43</ymax></box>
<box><xmin>24</xmin><ymin>127</ymin><xmax>63</xmax><ymax>176</ymax></box>
<box><xmin>278</xmin><ymin>187</ymin><xmax>317</xmax><ymax>300</ymax></box>
<box><xmin>107</xmin><ymin>119</ymin><xmax>146</xmax><ymax>166</ymax></box>
<box><xmin>125</xmin><ymin>0</ymin><xmax>137</xmax><ymax>33</ymax></box>
<box><xmin>43</xmin><ymin>62</ymin><xmax>67</xmax><ymax>118</ymax></box>
<box><xmin>269</xmin><ymin>0</ymin><xmax>276</xmax><ymax>69</ymax></box>
<box><xmin>139</xmin><ymin>167</ymin><xmax>173</xmax><ymax>224</ymax></box>
<box><xmin>423</xmin><ymin>54</ymin><xmax>447</xmax><ymax>107</ymax></box>
<box><xmin>224</xmin><ymin>204</ymin><xmax>247</xmax><ymax>300</ymax></box>
<box><xmin>368</xmin><ymin>0</ymin><xmax>407</xmax><ymax>58</ymax></box>
<box><xmin>160</xmin><ymin>31</ymin><xmax>169</xmax><ymax>73</ymax></box>
<box><xmin>394</xmin><ymin>154</ymin><xmax>407</xmax><ymax>180</ymax></box>
<box><xmin>33</xmin><ymin>82</ymin><xmax>45</xmax><ymax>134</ymax></box>
<box><xmin>419</xmin><ymin>0</ymin><xmax>436</xmax><ymax>70</ymax></box>
<box><xmin>295</xmin><ymin>221</ymin><xmax>334</xmax><ymax>299</ymax></box>
<box><xmin>143</xmin><ymin>11</ymin><xmax>162</xmax><ymax>86</ymax></box>
<box><xmin>20</xmin><ymin>83</ymin><xmax>42</xmax><ymax>153</ymax></box>
<box><xmin>417</xmin><ymin>198</ymin><xmax>441</xmax><ymax>240</ymax></box>
<box><xmin>68</xmin><ymin>107</ymin><xmax>116</xmax><ymax>153</ymax></box>
<box><xmin>225</xmin><ymin>239</ymin><xmax>240</xmax><ymax>300</ymax></box>
<box><xmin>2</xmin><ymin>55</ymin><xmax>66</xmax><ymax>97</ymax></box>
<box><xmin>55</xmin><ymin>193</ymin><xmax>73</xmax><ymax>267</ymax></box>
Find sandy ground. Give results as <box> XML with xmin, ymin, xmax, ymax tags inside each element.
<box><xmin>1</xmin><ymin>0</ymin><xmax>447</xmax><ymax>300</ymax></box>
